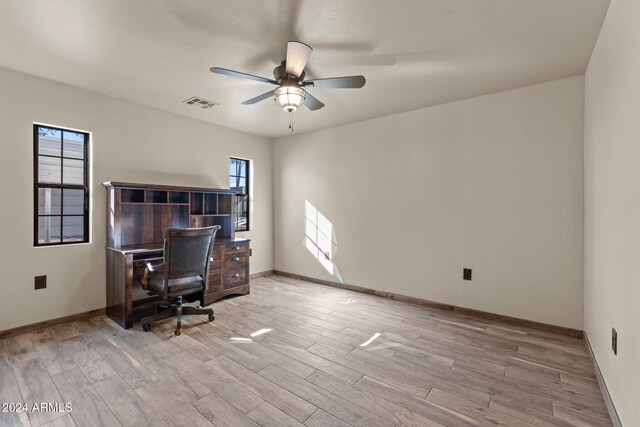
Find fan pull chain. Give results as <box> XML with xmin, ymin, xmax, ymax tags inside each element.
<box><xmin>289</xmin><ymin>111</ymin><xmax>294</xmax><ymax>132</ymax></box>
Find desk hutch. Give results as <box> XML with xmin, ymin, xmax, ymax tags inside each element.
<box><xmin>104</xmin><ymin>181</ymin><xmax>250</xmax><ymax>329</ymax></box>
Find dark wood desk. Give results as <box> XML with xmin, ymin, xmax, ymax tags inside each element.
<box><xmin>106</xmin><ymin>238</ymin><xmax>250</xmax><ymax>329</ymax></box>
<box><xmin>104</xmin><ymin>182</ymin><xmax>251</xmax><ymax>329</ymax></box>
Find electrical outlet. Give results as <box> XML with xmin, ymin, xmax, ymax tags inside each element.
<box><xmin>35</xmin><ymin>275</ymin><xmax>47</xmax><ymax>290</ymax></box>
<box><xmin>463</xmin><ymin>268</ymin><xmax>472</xmax><ymax>281</ymax></box>
<box><xmin>612</xmin><ymin>328</ymin><xmax>617</xmax><ymax>355</ymax></box>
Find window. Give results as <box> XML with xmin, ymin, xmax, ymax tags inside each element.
<box><xmin>230</xmin><ymin>157</ymin><xmax>249</xmax><ymax>232</ymax></box>
<box><xmin>34</xmin><ymin>124</ymin><xmax>90</xmax><ymax>246</ymax></box>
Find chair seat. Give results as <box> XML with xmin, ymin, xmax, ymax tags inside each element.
<box><xmin>146</xmin><ymin>273</ymin><xmax>205</xmax><ymax>297</ymax></box>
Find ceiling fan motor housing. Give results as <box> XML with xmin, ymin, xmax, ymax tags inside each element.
<box><xmin>274</xmin><ymin>61</ymin><xmax>305</xmax><ymax>84</ymax></box>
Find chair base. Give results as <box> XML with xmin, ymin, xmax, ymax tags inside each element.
<box><xmin>141</xmin><ymin>295</ymin><xmax>214</xmax><ymax>335</ymax></box>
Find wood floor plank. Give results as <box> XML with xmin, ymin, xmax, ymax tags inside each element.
<box><xmin>205</xmin><ymin>324</ymin><xmax>317</xmax><ymax>379</ymax></box>
<box><xmin>209</xmin><ymin>355</ymin><xmax>317</xmax><ymax>422</ymax></box>
<box><xmin>306</xmin><ymin>343</ymin><xmax>430</xmax><ymax>397</ymax></box>
<box><xmin>12</xmin><ymin>357</ymin><xmax>66</xmax><ymax>426</ymax></box>
<box><xmin>51</xmin><ymin>367</ymin><xmax>121</xmax><ymax>427</ymax></box>
<box><xmin>261</xmin><ymin>337</ymin><xmax>364</xmax><ymax>385</ymax></box>
<box><xmin>50</xmin><ymin>324</ymin><xmax>81</xmax><ymax>341</ymax></box>
<box><xmin>134</xmin><ymin>382</ymin><xmax>214</xmax><ymax>426</ymax></box>
<box><xmin>188</xmin><ymin>329</ymin><xmax>270</xmax><ymax>372</ymax></box>
<box><xmin>553</xmin><ymin>402</ymin><xmax>613</xmax><ymax>427</ymax></box>
<box><xmin>171</xmin><ymin>332</ymin><xmax>222</xmax><ymax>362</ymax></box>
<box><xmin>0</xmin><ymin>359</ymin><xmax>31</xmax><ymax>427</ymax></box>
<box><xmin>216</xmin><ymin>311</ymin><xmax>315</xmax><ymax>350</ymax></box>
<box><xmin>4</xmin><ymin>333</ymin><xmax>39</xmax><ymax>366</ymax></box>
<box><xmin>40</xmin><ymin>414</ymin><xmax>75</xmax><ymax>427</ymax></box>
<box><xmin>91</xmin><ymin>374</ymin><xmax>159</xmax><ymax>426</ymax></box>
<box><xmin>193</xmin><ymin>392</ymin><xmax>259</xmax><ymax>427</ymax></box>
<box><xmin>489</xmin><ymin>395</ymin><xmax>575</xmax><ymax>426</ymax></box>
<box><xmin>258</xmin><ymin>364</ymin><xmax>394</xmax><ymax>427</ymax></box>
<box><xmin>134</xmin><ymin>357</ymin><xmax>211</xmax><ymax>404</ymax></box>
<box><xmin>426</xmin><ymin>388</ymin><xmax>537</xmax><ymax>426</ymax></box>
<box><xmin>306</xmin><ymin>369</ymin><xmax>445</xmax><ymax>426</ymax></box>
<box><xmin>162</xmin><ymin>351</ymin><xmax>264</xmax><ymax>414</ymax></box>
<box><xmin>246</xmin><ymin>402</ymin><xmax>305</xmax><ymax>427</ymax></box>
<box><xmin>269</xmin><ymin>319</ymin><xmax>355</xmax><ymax>353</ymax></box>
<box><xmin>353</xmin><ymin>345</ymin><xmax>493</xmax><ymax>406</ymax></box>
<box><xmin>354</xmin><ymin>375</ymin><xmax>480</xmax><ymax>426</ymax></box>
<box><xmin>88</xmin><ymin>338</ymin><xmax>157</xmax><ymax>389</ymax></box>
<box><xmin>304</xmin><ymin>409</ymin><xmax>350</xmax><ymax>427</ymax></box>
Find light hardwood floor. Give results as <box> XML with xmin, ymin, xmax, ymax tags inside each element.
<box><xmin>1</xmin><ymin>274</ymin><xmax>612</xmax><ymax>427</ymax></box>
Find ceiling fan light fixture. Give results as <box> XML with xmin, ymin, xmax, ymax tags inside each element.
<box><xmin>274</xmin><ymin>86</ymin><xmax>306</xmax><ymax>112</ymax></box>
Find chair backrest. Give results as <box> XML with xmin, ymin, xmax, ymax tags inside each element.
<box><xmin>163</xmin><ymin>226</ymin><xmax>220</xmax><ymax>283</ymax></box>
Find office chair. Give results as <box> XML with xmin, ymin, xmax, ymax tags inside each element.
<box><xmin>140</xmin><ymin>225</ymin><xmax>220</xmax><ymax>335</ymax></box>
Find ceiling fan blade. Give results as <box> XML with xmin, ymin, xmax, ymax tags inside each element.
<box><xmin>304</xmin><ymin>75</ymin><xmax>366</xmax><ymax>89</ymax></box>
<box><xmin>242</xmin><ymin>90</ymin><xmax>275</xmax><ymax>105</ymax></box>
<box><xmin>285</xmin><ymin>41</ymin><xmax>312</xmax><ymax>78</ymax></box>
<box><xmin>210</xmin><ymin>67</ymin><xmax>278</xmax><ymax>85</ymax></box>
<box><xmin>304</xmin><ymin>92</ymin><xmax>325</xmax><ymax>111</ymax></box>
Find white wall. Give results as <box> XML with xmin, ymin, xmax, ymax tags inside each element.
<box><xmin>584</xmin><ymin>0</ymin><xmax>640</xmax><ymax>423</ymax></box>
<box><xmin>274</xmin><ymin>76</ymin><xmax>585</xmax><ymax>329</ymax></box>
<box><xmin>0</xmin><ymin>67</ymin><xmax>272</xmax><ymax>331</ymax></box>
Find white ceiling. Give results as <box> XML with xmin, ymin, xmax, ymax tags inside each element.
<box><xmin>0</xmin><ymin>0</ymin><xmax>609</xmax><ymax>138</ymax></box>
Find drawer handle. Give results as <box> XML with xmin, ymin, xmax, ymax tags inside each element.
<box><xmin>233</xmin><ymin>246</ymin><xmax>241</xmax><ymax>251</ymax></box>
<box><xmin>232</xmin><ymin>256</ymin><xmax>240</xmax><ymax>262</ymax></box>
<box><xmin>232</xmin><ymin>273</ymin><xmax>240</xmax><ymax>278</ymax></box>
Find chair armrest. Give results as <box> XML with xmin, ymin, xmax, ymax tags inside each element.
<box><xmin>145</xmin><ymin>260</ymin><xmax>165</xmax><ymax>272</ymax></box>
<box><xmin>141</xmin><ymin>261</ymin><xmax>164</xmax><ymax>289</ymax></box>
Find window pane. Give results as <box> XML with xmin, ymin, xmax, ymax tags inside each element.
<box><xmin>230</xmin><ymin>159</ymin><xmax>247</xmax><ymax>178</ymax></box>
<box><xmin>230</xmin><ymin>159</ymin><xmax>237</xmax><ymax>178</ymax></box>
<box><xmin>231</xmin><ymin>177</ymin><xmax>246</xmax><ymax>194</ymax></box>
<box><xmin>63</xmin><ymin>131</ymin><xmax>85</xmax><ymax>159</ymax></box>
<box><xmin>63</xmin><ymin>216</ymin><xmax>84</xmax><ymax>242</ymax></box>
<box><xmin>38</xmin><ymin>156</ymin><xmax>61</xmax><ymax>184</ymax></box>
<box><xmin>63</xmin><ymin>189</ymin><xmax>84</xmax><ymax>214</ymax></box>
<box><xmin>63</xmin><ymin>158</ymin><xmax>84</xmax><ymax>185</ymax></box>
<box><xmin>235</xmin><ymin>195</ymin><xmax>248</xmax><ymax>231</ymax></box>
<box><xmin>38</xmin><ymin>188</ymin><xmax>61</xmax><ymax>215</ymax></box>
<box><xmin>230</xmin><ymin>158</ymin><xmax>249</xmax><ymax>232</ymax></box>
<box><xmin>38</xmin><ymin>128</ymin><xmax>61</xmax><ymax>156</ymax></box>
<box><xmin>38</xmin><ymin>216</ymin><xmax>61</xmax><ymax>243</ymax></box>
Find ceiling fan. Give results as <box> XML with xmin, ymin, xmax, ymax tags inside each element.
<box><xmin>210</xmin><ymin>41</ymin><xmax>366</xmax><ymax>115</ymax></box>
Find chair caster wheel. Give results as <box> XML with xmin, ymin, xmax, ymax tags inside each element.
<box><xmin>175</xmin><ymin>329</ymin><xmax>181</xmax><ymax>336</ymax></box>
<box><xmin>142</xmin><ymin>324</ymin><xmax>151</xmax><ymax>332</ymax></box>
<box><xmin>209</xmin><ymin>314</ymin><xmax>215</xmax><ymax>322</ymax></box>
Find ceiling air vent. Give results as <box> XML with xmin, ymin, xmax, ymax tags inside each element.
<box><xmin>182</xmin><ymin>96</ymin><xmax>218</xmax><ymax>109</ymax></box>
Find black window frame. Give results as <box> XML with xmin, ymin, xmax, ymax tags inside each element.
<box><xmin>33</xmin><ymin>124</ymin><xmax>90</xmax><ymax>247</ymax></box>
<box><xmin>230</xmin><ymin>157</ymin><xmax>250</xmax><ymax>232</ymax></box>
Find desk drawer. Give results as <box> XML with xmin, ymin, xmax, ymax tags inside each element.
<box><xmin>224</xmin><ymin>267</ymin><xmax>246</xmax><ymax>287</ymax></box>
<box><xmin>225</xmin><ymin>252</ymin><xmax>248</xmax><ymax>269</ymax></box>
<box><xmin>225</xmin><ymin>242</ymin><xmax>249</xmax><ymax>256</ymax></box>
<box><xmin>209</xmin><ymin>246</ymin><xmax>223</xmax><ymax>269</ymax></box>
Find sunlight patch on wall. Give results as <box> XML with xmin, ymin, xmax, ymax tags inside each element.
<box><xmin>305</xmin><ymin>201</ymin><xmax>334</xmax><ymax>274</ymax></box>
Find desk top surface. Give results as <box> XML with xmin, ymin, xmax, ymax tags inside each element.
<box><xmin>106</xmin><ymin>237</ymin><xmax>250</xmax><ymax>255</ymax></box>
